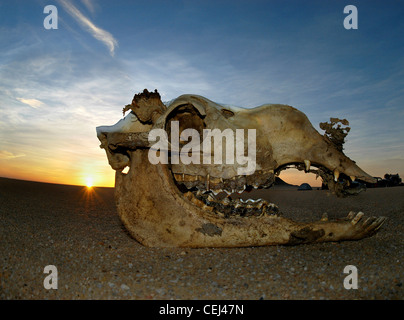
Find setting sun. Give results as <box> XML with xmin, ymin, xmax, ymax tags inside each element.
<box><xmin>85</xmin><ymin>177</ymin><xmax>93</xmax><ymax>188</ymax></box>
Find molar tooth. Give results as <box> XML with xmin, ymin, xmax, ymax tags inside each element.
<box><xmin>350</xmin><ymin>176</ymin><xmax>356</xmax><ymax>182</ymax></box>
<box><xmin>256</xmin><ymin>200</ymin><xmax>268</xmax><ymax>209</ymax></box>
<box><xmin>230</xmin><ymin>199</ymin><xmax>240</xmax><ymax>208</ymax></box>
<box><xmin>304</xmin><ymin>160</ymin><xmax>311</xmax><ymax>172</ymax></box>
<box><xmin>334</xmin><ymin>169</ymin><xmax>340</xmax><ymax>182</ymax></box>
<box><xmin>237</xmin><ymin>185</ymin><xmax>246</xmax><ymax>194</ymax></box>
<box><xmin>251</xmin><ymin>178</ymin><xmax>260</xmax><ymax>188</ymax></box>
<box><xmin>234</xmin><ymin>201</ymin><xmax>243</xmax><ymax>208</ymax></box>
<box><xmin>210</xmin><ymin>176</ymin><xmax>222</xmax><ymax>184</ymax></box>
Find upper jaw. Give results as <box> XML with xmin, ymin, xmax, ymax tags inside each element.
<box><xmin>98</xmin><ymin>91</ymin><xmax>376</xmax><ymax>196</ymax></box>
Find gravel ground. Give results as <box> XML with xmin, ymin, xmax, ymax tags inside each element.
<box><xmin>0</xmin><ymin>177</ymin><xmax>402</xmax><ymax>300</ymax></box>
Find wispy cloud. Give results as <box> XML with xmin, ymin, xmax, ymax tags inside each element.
<box><xmin>16</xmin><ymin>98</ymin><xmax>43</xmax><ymax>109</ymax></box>
<box><xmin>0</xmin><ymin>150</ymin><xmax>26</xmax><ymax>160</ymax></box>
<box><xmin>81</xmin><ymin>0</ymin><xmax>96</xmax><ymax>14</ymax></box>
<box><xmin>58</xmin><ymin>0</ymin><xmax>118</xmax><ymax>56</ymax></box>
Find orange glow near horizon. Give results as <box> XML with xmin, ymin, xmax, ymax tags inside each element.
<box><xmin>279</xmin><ymin>168</ymin><xmax>323</xmax><ymax>188</ymax></box>
<box><xmin>0</xmin><ymin>163</ymin><xmax>320</xmax><ymax>188</ymax></box>
<box><xmin>0</xmin><ymin>158</ymin><xmax>116</xmax><ymax>188</ymax></box>
<box><xmin>0</xmin><ymin>157</ymin><xmax>398</xmax><ymax>189</ymax></box>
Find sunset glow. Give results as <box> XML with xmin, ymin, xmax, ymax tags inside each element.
<box><xmin>85</xmin><ymin>177</ymin><xmax>93</xmax><ymax>188</ymax></box>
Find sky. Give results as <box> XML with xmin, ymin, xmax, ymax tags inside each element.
<box><xmin>0</xmin><ymin>0</ymin><xmax>403</xmax><ymax>188</ymax></box>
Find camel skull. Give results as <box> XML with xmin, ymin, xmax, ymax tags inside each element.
<box><xmin>96</xmin><ymin>89</ymin><xmax>386</xmax><ymax>247</ymax></box>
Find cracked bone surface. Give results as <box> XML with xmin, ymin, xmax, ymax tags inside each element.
<box><xmin>96</xmin><ymin>89</ymin><xmax>386</xmax><ymax>247</ymax></box>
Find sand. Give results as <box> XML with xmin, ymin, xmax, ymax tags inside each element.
<box><xmin>0</xmin><ymin>177</ymin><xmax>402</xmax><ymax>300</ymax></box>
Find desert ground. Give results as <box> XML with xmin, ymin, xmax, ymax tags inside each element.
<box><xmin>0</xmin><ymin>177</ymin><xmax>402</xmax><ymax>300</ymax></box>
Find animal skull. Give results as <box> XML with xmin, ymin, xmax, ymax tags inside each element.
<box><xmin>96</xmin><ymin>89</ymin><xmax>386</xmax><ymax>247</ymax></box>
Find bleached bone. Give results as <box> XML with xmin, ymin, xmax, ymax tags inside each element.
<box><xmin>96</xmin><ymin>89</ymin><xmax>386</xmax><ymax>247</ymax></box>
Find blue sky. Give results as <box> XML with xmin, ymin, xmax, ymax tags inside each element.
<box><xmin>0</xmin><ymin>0</ymin><xmax>403</xmax><ymax>187</ymax></box>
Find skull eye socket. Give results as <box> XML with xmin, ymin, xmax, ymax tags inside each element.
<box><xmin>166</xmin><ymin>104</ymin><xmax>206</xmax><ymax>146</ymax></box>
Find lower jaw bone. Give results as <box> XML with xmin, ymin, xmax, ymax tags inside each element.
<box><xmin>115</xmin><ymin>149</ymin><xmax>386</xmax><ymax>247</ymax></box>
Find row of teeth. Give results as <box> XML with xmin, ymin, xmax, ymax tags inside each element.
<box><xmin>174</xmin><ymin>161</ymin><xmax>356</xmax><ymax>190</ymax></box>
<box><xmin>183</xmin><ymin>191</ymin><xmax>280</xmax><ymax>218</ymax></box>
<box><xmin>176</xmin><ymin>161</ymin><xmax>357</xmax><ymax>218</ymax></box>
<box><xmin>173</xmin><ymin>170</ymin><xmax>275</xmax><ymax>194</ymax></box>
